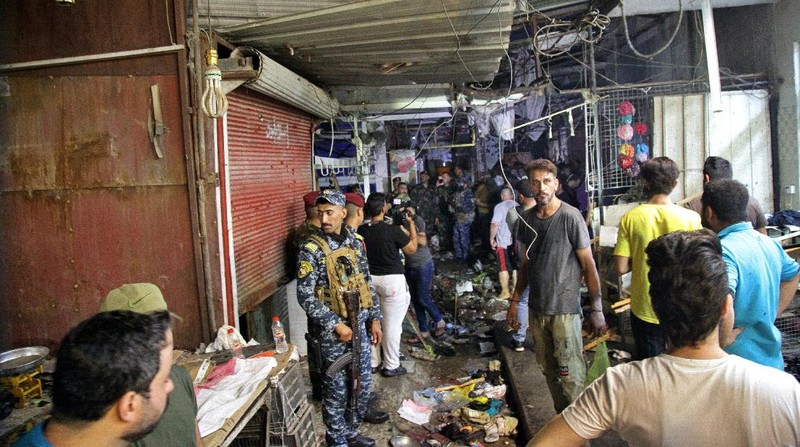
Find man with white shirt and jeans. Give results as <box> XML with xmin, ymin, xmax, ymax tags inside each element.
<box><xmin>358</xmin><ymin>193</ymin><xmax>417</xmax><ymax>377</ymax></box>
<box><xmin>529</xmin><ymin>230</ymin><xmax>800</xmax><ymax>447</ymax></box>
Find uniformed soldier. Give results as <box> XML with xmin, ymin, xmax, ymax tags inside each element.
<box><xmin>297</xmin><ymin>189</ymin><xmax>383</xmax><ymax>447</ymax></box>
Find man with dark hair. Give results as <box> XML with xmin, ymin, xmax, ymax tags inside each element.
<box><xmin>297</xmin><ymin>189</ymin><xmax>383</xmax><ymax>447</ymax></box>
<box><xmin>505</xmin><ymin>179</ymin><xmax>536</xmax><ymax>351</ymax></box>
<box><xmin>614</xmin><ymin>157</ymin><xmax>702</xmax><ymax>360</ymax></box>
<box><xmin>507</xmin><ymin>158</ymin><xmax>606</xmax><ymax>413</ymax></box>
<box><xmin>702</xmin><ymin>179</ymin><xmax>800</xmax><ymax>369</ymax></box>
<box><xmin>15</xmin><ymin>310</ymin><xmax>175</xmax><ymax>447</ymax></box>
<box><xmin>530</xmin><ymin>230</ymin><xmax>800</xmax><ymax>446</ymax></box>
<box><xmin>451</xmin><ymin>176</ymin><xmax>475</xmax><ymax>263</ymax></box>
<box><xmin>98</xmin><ymin>283</ymin><xmax>202</xmax><ymax>447</ymax></box>
<box><xmin>685</xmin><ymin>156</ymin><xmax>768</xmax><ymax>234</ymax></box>
<box><xmin>358</xmin><ymin>192</ymin><xmax>417</xmax><ymax>377</ymax></box>
<box><xmin>490</xmin><ymin>186</ymin><xmax>517</xmax><ymax>299</ymax></box>
<box><xmin>393</xmin><ymin>182</ymin><xmax>411</xmax><ymax>203</ymax></box>
<box><xmin>344</xmin><ymin>192</ymin><xmax>366</xmax><ymax>232</ymax></box>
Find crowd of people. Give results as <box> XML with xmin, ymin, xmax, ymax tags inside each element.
<box><xmin>293</xmin><ymin>155</ymin><xmax>800</xmax><ymax>447</ymax></box>
<box><xmin>15</xmin><ymin>155</ymin><xmax>800</xmax><ymax>447</ymax></box>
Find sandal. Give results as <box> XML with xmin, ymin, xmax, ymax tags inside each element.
<box><xmin>406</xmin><ymin>334</ymin><xmax>430</xmax><ymax>344</ymax></box>
<box><xmin>433</xmin><ymin>320</ymin><xmax>446</xmax><ymax>337</ymax></box>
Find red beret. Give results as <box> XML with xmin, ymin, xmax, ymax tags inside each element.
<box><xmin>303</xmin><ymin>191</ymin><xmax>320</xmax><ymax>207</ymax></box>
<box><xmin>345</xmin><ymin>192</ymin><xmax>365</xmax><ymax>208</ymax></box>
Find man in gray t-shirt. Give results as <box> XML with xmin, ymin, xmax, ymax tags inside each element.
<box><xmin>507</xmin><ymin>159</ymin><xmax>606</xmax><ymax>413</ymax></box>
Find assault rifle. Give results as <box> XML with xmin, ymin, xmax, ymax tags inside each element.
<box><xmin>325</xmin><ymin>258</ymin><xmax>363</xmax><ymax>425</ymax></box>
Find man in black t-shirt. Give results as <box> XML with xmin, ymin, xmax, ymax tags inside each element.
<box><xmin>358</xmin><ymin>193</ymin><xmax>417</xmax><ymax>377</ymax></box>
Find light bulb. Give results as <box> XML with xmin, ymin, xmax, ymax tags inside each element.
<box><xmin>201</xmin><ymin>49</ymin><xmax>228</xmax><ymax>118</ymax></box>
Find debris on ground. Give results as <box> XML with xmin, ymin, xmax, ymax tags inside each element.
<box><xmin>388</xmin><ymin>360</ymin><xmax>520</xmax><ymax>446</ymax></box>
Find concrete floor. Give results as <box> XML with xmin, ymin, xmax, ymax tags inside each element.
<box><xmin>300</xmin><ymin>257</ymin><xmax>628</xmax><ymax>447</ymax></box>
<box><xmin>301</xmin><ymin>325</ymin><xmax>627</xmax><ymax>447</ymax></box>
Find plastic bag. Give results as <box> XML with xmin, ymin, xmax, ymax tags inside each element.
<box><xmin>586</xmin><ymin>340</ymin><xmax>611</xmax><ymax>383</ymax></box>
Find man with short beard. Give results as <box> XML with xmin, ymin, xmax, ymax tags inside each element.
<box><xmin>14</xmin><ymin>310</ymin><xmax>175</xmax><ymax>447</ymax></box>
<box><xmin>296</xmin><ymin>189</ymin><xmax>383</xmax><ymax>447</ymax></box>
<box><xmin>507</xmin><ymin>159</ymin><xmax>606</xmax><ymax>414</ymax></box>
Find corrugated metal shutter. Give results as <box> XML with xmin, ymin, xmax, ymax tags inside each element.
<box><xmin>225</xmin><ymin>89</ymin><xmax>313</xmax><ymax>313</ymax></box>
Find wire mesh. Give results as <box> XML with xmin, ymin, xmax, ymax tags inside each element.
<box><xmin>585</xmin><ymin>82</ymin><xmax>708</xmax><ymax>199</ymax></box>
<box><xmin>778</xmin><ymin>295</ymin><xmax>800</xmax><ymax>358</ymax></box>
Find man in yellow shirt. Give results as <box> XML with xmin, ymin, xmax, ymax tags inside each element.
<box><xmin>613</xmin><ymin>157</ymin><xmax>701</xmax><ymax>360</ymax></box>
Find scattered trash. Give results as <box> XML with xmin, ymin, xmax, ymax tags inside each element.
<box><xmin>398</xmin><ymin>398</ymin><xmax>433</xmax><ymax>425</ymax></box>
<box><xmin>609</xmin><ymin>349</ymin><xmax>632</xmax><ymax>362</ymax></box>
<box><xmin>390</xmin><ymin>257</ymin><xmax>528</xmax><ymax>446</ymax></box>
<box><xmin>478</xmin><ymin>342</ymin><xmax>497</xmax><ymax>356</ymax></box>
<box><xmin>409</xmin><ymin>346</ymin><xmax>439</xmax><ymax>362</ymax></box>
<box><xmin>456</xmin><ymin>280</ymin><xmax>474</xmax><ymax>294</ymax></box>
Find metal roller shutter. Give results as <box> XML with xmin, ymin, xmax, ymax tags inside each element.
<box><xmin>225</xmin><ymin>89</ymin><xmax>313</xmax><ymax>314</ymax></box>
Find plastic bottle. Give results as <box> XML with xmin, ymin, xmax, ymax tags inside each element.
<box><xmin>227</xmin><ymin>327</ymin><xmax>244</xmax><ymax>359</ymax></box>
<box><xmin>272</xmin><ymin>316</ymin><xmax>288</xmax><ymax>354</ymax></box>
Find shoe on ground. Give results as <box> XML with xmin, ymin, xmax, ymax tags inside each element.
<box><xmin>381</xmin><ymin>365</ymin><xmax>408</xmax><ymax>377</ymax></box>
<box><xmin>363</xmin><ymin>407</ymin><xmax>389</xmax><ymax>424</ymax></box>
<box><xmin>347</xmin><ymin>433</ymin><xmax>376</xmax><ymax>447</ymax></box>
<box><xmin>371</xmin><ymin>364</ymin><xmax>382</xmax><ymax>374</ymax></box>
<box><xmin>511</xmin><ymin>339</ymin><xmax>525</xmax><ymax>352</ymax></box>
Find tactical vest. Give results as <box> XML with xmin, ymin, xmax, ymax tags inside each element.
<box><xmin>307</xmin><ymin>234</ymin><xmax>373</xmax><ymax>318</ymax></box>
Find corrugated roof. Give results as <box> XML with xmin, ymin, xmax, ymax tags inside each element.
<box><xmin>207</xmin><ymin>0</ymin><xmax>515</xmax><ymax>87</ymax></box>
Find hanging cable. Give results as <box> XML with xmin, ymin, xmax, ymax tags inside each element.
<box><xmin>620</xmin><ymin>0</ymin><xmax>684</xmax><ymax>59</ymax></box>
<box><xmin>199</xmin><ymin>0</ymin><xmax>227</xmax><ymax>118</ymax></box>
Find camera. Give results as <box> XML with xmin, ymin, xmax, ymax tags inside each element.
<box><xmin>387</xmin><ymin>198</ymin><xmax>410</xmax><ymax>225</ymax></box>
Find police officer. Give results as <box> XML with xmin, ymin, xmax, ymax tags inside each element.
<box><xmin>297</xmin><ymin>189</ymin><xmax>383</xmax><ymax>447</ymax></box>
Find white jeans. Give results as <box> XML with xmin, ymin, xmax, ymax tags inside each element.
<box><xmin>370</xmin><ymin>274</ymin><xmax>411</xmax><ymax>370</ymax></box>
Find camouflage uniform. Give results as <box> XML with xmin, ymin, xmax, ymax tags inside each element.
<box><xmin>410</xmin><ymin>184</ymin><xmax>438</xmax><ymax>232</ymax></box>
<box><xmin>297</xmin><ymin>226</ymin><xmax>381</xmax><ymax>447</ymax></box>
<box><xmin>451</xmin><ymin>186</ymin><xmax>475</xmax><ymax>262</ymax></box>
<box><xmin>435</xmin><ymin>183</ymin><xmax>456</xmax><ymax>251</ymax></box>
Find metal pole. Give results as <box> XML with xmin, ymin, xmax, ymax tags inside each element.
<box><xmin>0</xmin><ymin>45</ymin><xmax>184</xmax><ymax>72</ymax></box>
<box><xmin>589</xmin><ymin>30</ymin><xmax>605</xmax><ymax>225</ymax></box>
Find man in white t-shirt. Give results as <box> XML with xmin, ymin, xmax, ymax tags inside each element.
<box><xmin>529</xmin><ymin>229</ymin><xmax>800</xmax><ymax>447</ymax></box>
<box><xmin>490</xmin><ymin>186</ymin><xmax>518</xmax><ymax>300</ymax></box>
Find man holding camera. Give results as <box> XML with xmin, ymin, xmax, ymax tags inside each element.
<box><xmin>358</xmin><ymin>193</ymin><xmax>418</xmax><ymax>377</ymax></box>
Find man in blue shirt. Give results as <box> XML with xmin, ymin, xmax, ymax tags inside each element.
<box><xmin>14</xmin><ymin>311</ymin><xmax>174</xmax><ymax>447</ymax></box>
<box><xmin>702</xmin><ymin>179</ymin><xmax>800</xmax><ymax>369</ymax></box>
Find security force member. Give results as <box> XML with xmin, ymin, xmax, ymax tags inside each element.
<box><xmin>297</xmin><ymin>189</ymin><xmax>383</xmax><ymax>447</ymax></box>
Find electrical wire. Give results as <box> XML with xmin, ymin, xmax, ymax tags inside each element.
<box><xmin>620</xmin><ymin>0</ymin><xmax>684</xmax><ymax>59</ymax></box>
<box><xmin>441</xmin><ymin>0</ymin><xmax>480</xmax><ymax>85</ymax></box>
<box><xmin>532</xmin><ymin>9</ymin><xmax>610</xmax><ymax>58</ymax></box>
<box><xmin>165</xmin><ymin>0</ymin><xmax>176</xmax><ymax>45</ymax></box>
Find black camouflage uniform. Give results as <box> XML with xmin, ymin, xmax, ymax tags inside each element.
<box><xmin>297</xmin><ymin>224</ymin><xmax>381</xmax><ymax>447</ymax></box>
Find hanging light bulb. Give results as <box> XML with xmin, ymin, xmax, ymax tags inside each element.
<box><xmin>201</xmin><ymin>49</ymin><xmax>228</xmax><ymax>118</ymax></box>
<box><xmin>568</xmin><ymin>109</ymin><xmax>575</xmax><ymax>137</ymax></box>
<box><xmin>547</xmin><ymin>117</ymin><xmax>553</xmax><ymax>140</ymax></box>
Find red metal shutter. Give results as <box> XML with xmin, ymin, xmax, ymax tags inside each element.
<box><xmin>225</xmin><ymin>89</ymin><xmax>313</xmax><ymax>313</ymax></box>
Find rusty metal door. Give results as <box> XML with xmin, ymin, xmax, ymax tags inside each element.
<box><xmin>222</xmin><ymin>89</ymin><xmax>313</xmax><ymax>318</ymax></box>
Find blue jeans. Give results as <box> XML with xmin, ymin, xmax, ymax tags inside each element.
<box><xmin>513</xmin><ymin>286</ymin><xmax>529</xmax><ymax>343</ymax></box>
<box><xmin>405</xmin><ymin>261</ymin><xmax>442</xmax><ymax>333</ymax></box>
<box><xmin>631</xmin><ymin>313</ymin><xmax>666</xmax><ymax>360</ymax></box>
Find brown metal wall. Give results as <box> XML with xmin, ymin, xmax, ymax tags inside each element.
<box><xmin>0</xmin><ymin>75</ymin><xmax>204</xmax><ymax>350</ymax></box>
<box><xmin>225</xmin><ymin>90</ymin><xmax>313</xmax><ymax>313</ymax></box>
<box><xmin>0</xmin><ymin>1</ymin><xmax>177</xmax><ymax>67</ymax></box>
<box><xmin>0</xmin><ymin>0</ymin><xmax>207</xmax><ymax>351</ymax></box>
